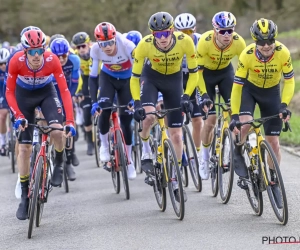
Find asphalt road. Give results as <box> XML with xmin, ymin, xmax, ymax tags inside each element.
<box><xmin>1</xmin><ymin>133</ymin><xmax>300</xmax><ymax>250</ymax></box>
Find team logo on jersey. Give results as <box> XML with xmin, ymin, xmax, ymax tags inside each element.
<box><xmin>110</xmin><ymin>64</ymin><xmax>122</xmax><ymax>71</ymax></box>
<box><xmin>153</xmin><ymin>58</ymin><xmax>160</xmax><ymax>62</ymax></box>
<box><xmin>238</xmin><ymin>61</ymin><xmax>244</xmax><ymax>68</ymax></box>
<box><xmin>254</xmin><ymin>69</ymin><xmax>260</xmax><ymax>73</ymax></box>
<box><xmin>178</xmin><ymin>34</ymin><xmax>184</xmax><ymax>40</ymax></box>
<box><xmin>210</xmin><ymin>56</ymin><xmax>216</xmax><ymax>60</ymax></box>
<box><xmin>19</xmin><ymin>55</ymin><xmax>25</xmax><ymax>61</ymax></box>
<box><xmin>247</xmin><ymin>48</ymin><xmax>254</xmax><ymax>54</ymax></box>
<box><xmin>275</xmin><ymin>45</ymin><xmax>282</xmax><ymax>51</ymax></box>
<box><xmin>46</xmin><ymin>55</ymin><xmax>53</xmax><ymax>62</ymax></box>
<box><xmin>191</xmin><ymin>54</ymin><xmax>196</xmax><ymax>58</ymax></box>
<box><xmin>233</xmin><ymin>35</ymin><xmax>239</xmax><ymax>40</ymax></box>
<box><xmin>145</xmin><ymin>37</ymin><xmax>152</xmax><ymax>43</ymax></box>
<box><xmin>205</xmin><ymin>34</ymin><xmax>212</xmax><ymax>41</ymax></box>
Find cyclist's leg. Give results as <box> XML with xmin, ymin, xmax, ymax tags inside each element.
<box><xmin>98</xmin><ymin>72</ymin><xmax>116</xmax><ymax>163</ymax></box>
<box><xmin>80</xmin><ymin>75</ymin><xmax>94</xmax><ymax>155</ymax></box>
<box><xmin>40</xmin><ymin>84</ymin><xmax>64</xmax><ymax>186</ymax></box>
<box><xmin>15</xmin><ymin>85</ymin><xmax>37</xmax><ymax>220</ymax></box>
<box><xmin>140</xmin><ymin>67</ymin><xmax>159</xmax><ymax>176</ymax></box>
<box><xmin>257</xmin><ymin>85</ymin><xmax>282</xmax><ymax>164</ymax></box>
<box><xmin>116</xmin><ymin>78</ymin><xmax>136</xmax><ymax>179</ymax></box>
<box><xmin>235</xmin><ymin>80</ymin><xmax>257</xmax><ymax>178</ymax></box>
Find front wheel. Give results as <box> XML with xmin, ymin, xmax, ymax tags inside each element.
<box><xmin>28</xmin><ymin>156</ymin><xmax>43</xmax><ymax>239</ymax></box>
<box><xmin>259</xmin><ymin>140</ymin><xmax>288</xmax><ymax>225</ymax></box>
<box><xmin>116</xmin><ymin>130</ymin><xmax>130</xmax><ymax>200</ymax></box>
<box><xmin>210</xmin><ymin>127</ymin><xmax>218</xmax><ymax>197</ymax></box>
<box><xmin>153</xmin><ymin>163</ymin><xmax>167</xmax><ymax>211</ymax></box>
<box><xmin>218</xmin><ymin>128</ymin><xmax>234</xmax><ymax>204</ymax></box>
<box><xmin>164</xmin><ymin>139</ymin><xmax>185</xmax><ymax>220</ymax></box>
<box><xmin>93</xmin><ymin>122</ymin><xmax>101</xmax><ymax>168</ymax></box>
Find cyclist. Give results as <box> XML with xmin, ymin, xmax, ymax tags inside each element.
<box><xmin>230</xmin><ymin>18</ymin><xmax>294</xmax><ymax>185</ymax></box>
<box><xmin>174</xmin><ymin>12</ymin><xmax>202</xmax><ymax>160</ymax></box>
<box><xmin>131</xmin><ymin>12</ymin><xmax>198</xmax><ymax>201</ymax></box>
<box><xmin>126</xmin><ymin>30</ymin><xmax>142</xmax><ymax>46</ymax></box>
<box><xmin>0</xmin><ymin>48</ymin><xmax>10</xmax><ymax>156</ymax></box>
<box><xmin>5</xmin><ymin>29</ymin><xmax>76</xmax><ymax>220</ymax></box>
<box><xmin>72</xmin><ymin>32</ymin><xmax>95</xmax><ymax>155</ymax></box>
<box><xmin>197</xmin><ymin>11</ymin><xmax>246</xmax><ymax>180</ymax></box>
<box><xmin>89</xmin><ymin>22</ymin><xmax>137</xmax><ymax>179</ymax></box>
<box><xmin>50</xmin><ymin>37</ymin><xmax>82</xmax><ymax>180</ymax></box>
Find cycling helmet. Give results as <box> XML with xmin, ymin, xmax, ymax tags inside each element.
<box><xmin>50</xmin><ymin>38</ymin><xmax>70</xmax><ymax>56</ymax></box>
<box><xmin>148</xmin><ymin>12</ymin><xmax>174</xmax><ymax>31</ymax></box>
<box><xmin>94</xmin><ymin>22</ymin><xmax>117</xmax><ymax>41</ymax></box>
<box><xmin>72</xmin><ymin>32</ymin><xmax>90</xmax><ymax>45</ymax></box>
<box><xmin>174</xmin><ymin>13</ymin><xmax>196</xmax><ymax>30</ymax></box>
<box><xmin>212</xmin><ymin>11</ymin><xmax>236</xmax><ymax>29</ymax></box>
<box><xmin>2</xmin><ymin>41</ymin><xmax>10</xmax><ymax>49</ymax></box>
<box><xmin>21</xmin><ymin>30</ymin><xmax>46</xmax><ymax>49</ymax></box>
<box><xmin>49</xmin><ymin>34</ymin><xmax>65</xmax><ymax>48</ymax></box>
<box><xmin>126</xmin><ymin>30</ymin><xmax>142</xmax><ymax>46</ymax></box>
<box><xmin>250</xmin><ymin>18</ymin><xmax>278</xmax><ymax>41</ymax></box>
<box><xmin>0</xmin><ymin>48</ymin><xmax>10</xmax><ymax>63</ymax></box>
<box><xmin>20</xmin><ymin>26</ymin><xmax>41</xmax><ymax>37</ymax></box>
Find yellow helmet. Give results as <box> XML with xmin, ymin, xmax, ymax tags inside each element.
<box><xmin>250</xmin><ymin>18</ymin><xmax>278</xmax><ymax>41</ymax></box>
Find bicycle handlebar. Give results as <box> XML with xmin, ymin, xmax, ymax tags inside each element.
<box><xmin>94</xmin><ymin>104</ymin><xmax>130</xmax><ymax>126</ymax></box>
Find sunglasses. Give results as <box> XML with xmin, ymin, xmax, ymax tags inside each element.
<box><xmin>153</xmin><ymin>31</ymin><xmax>172</xmax><ymax>39</ymax></box>
<box><xmin>0</xmin><ymin>62</ymin><xmax>6</xmax><ymax>66</ymax></box>
<box><xmin>98</xmin><ymin>39</ymin><xmax>115</xmax><ymax>48</ymax></box>
<box><xmin>179</xmin><ymin>29</ymin><xmax>194</xmax><ymax>35</ymax></box>
<box><xmin>256</xmin><ymin>39</ymin><xmax>275</xmax><ymax>46</ymax></box>
<box><xmin>58</xmin><ymin>54</ymin><xmax>68</xmax><ymax>59</ymax></box>
<box><xmin>76</xmin><ymin>44</ymin><xmax>87</xmax><ymax>50</ymax></box>
<box><xmin>216</xmin><ymin>29</ymin><xmax>234</xmax><ymax>36</ymax></box>
<box><xmin>27</xmin><ymin>48</ymin><xmax>45</xmax><ymax>56</ymax></box>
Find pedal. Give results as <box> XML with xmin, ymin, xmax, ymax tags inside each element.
<box><xmin>237</xmin><ymin>178</ymin><xmax>248</xmax><ymax>190</ymax></box>
<box><xmin>103</xmin><ymin>162</ymin><xmax>112</xmax><ymax>172</ymax></box>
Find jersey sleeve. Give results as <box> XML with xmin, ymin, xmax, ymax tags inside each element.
<box><xmin>5</xmin><ymin>56</ymin><xmax>22</xmax><ymax>119</ymax></box>
<box><xmin>184</xmin><ymin>35</ymin><xmax>199</xmax><ymax>96</ymax></box>
<box><xmin>89</xmin><ymin>44</ymin><xmax>100</xmax><ymax>78</ymax></box>
<box><xmin>130</xmin><ymin>39</ymin><xmax>148</xmax><ymax>100</ymax></box>
<box><xmin>196</xmin><ymin>36</ymin><xmax>208</xmax><ymax>95</ymax></box>
<box><xmin>124</xmin><ymin>38</ymin><xmax>136</xmax><ymax>65</ymax></box>
<box><xmin>230</xmin><ymin>49</ymin><xmax>249</xmax><ymax>116</ymax></box>
<box><xmin>281</xmin><ymin>47</ymin><xmax>295</xmax><ymax>105</ymax></box>
<box><xmin>52</xmin><ymin>56</ymin><xmax>74</xmax><ymax>124</ymax></box>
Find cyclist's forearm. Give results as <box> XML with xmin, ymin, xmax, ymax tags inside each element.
<box><xmin>281</xmin><ymin>78</ymin><xmax>295</xmax><ymax>105</ymax></box>
<box><xmin>88</xmin><ymin>76</ymin><xmax>99</xmax><ymax>104</ymax></box>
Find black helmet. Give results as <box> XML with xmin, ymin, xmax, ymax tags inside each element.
<box><xmin>148</xmin><ymin>12</ymin><xmax>174</xmax><ymax>31</ymax></box>
<box><xmin>250</xmin><ymin>18</ymin><xmax>278</xmax><ymax>41</ymax></box>
<box><xmin>49</xmin><ymin>34</ymin><xmax>65</xmax><ymax>47</ymax></box>
<box><xmin>72</xmin><ymin>32</ymin><xmax>90</xmax><ymax>45</ymax></box>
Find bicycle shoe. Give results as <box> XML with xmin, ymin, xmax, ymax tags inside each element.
<box><xmin>174</xmin><ymin>188</ymin><xmax>188</xmax><ymax>203</ymax></box>
<box><xmin>233</xmin><ymin>145</ymin><xmax>248</xmax><ymax>179</ymax></box>
<box><xmin>16</xmin><ymin>188</ymin><xmax>29</xmax><ymax>220</ymax></box>
<box><xmin>66</xmin><ymin>164</ymin><xmax>76</xmax><ymax>181</ymax></box>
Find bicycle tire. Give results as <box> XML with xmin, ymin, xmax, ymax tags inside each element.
<box><xmin>183</xmin><ymin>125</ymin><xmax>202</xmax><ymax>192</ymax></box>
<box><xmin>28</xmin><ymin>156</ymin><xmax>43</xmax><ymax>239</ymax></box>
<box><xmin>134</xmin><ymin>121</ymin><xmax>142</xmax><ymax>173</ymax></box>
<box><xmin>116</xmin><ymin>130</ymin><xmax>130</xmax><ymax>200</ymax></box>
<box><xmin>259</xmin><ymin>140</ymin><xmax>288</xmax><ymax>225</ymax></box>
<box><xmin>243</xmin><ymin>143</ymin><xmax>263</xmax><ymax>216</ymax></box>
<box><xmin>63</xmin><ymin>160</ymin><xmax>69</xmax><ymax>193</ymax></box>
<box><xmin>93</xmin><ymin>122</ymin><xmax>101</xmax><ymax>168</ymax></box>
<box><xmin>110</xmin><ymin>131</ymin><xmax>120</xmax><ymax>194</ymax></box>
<box><xmin>10</xmin><ymin>123</ymin><xmax>16</xmax><ymax>173</ymax></box>
<box><xmin>164</xmin><ymin>139</ymin><xmax>185</xmax><ymax>220</ymax></box>
<box><xmin>218</xmin><ymin>128</ymin><xmax>234</xmax><ymax>204</ymax></box>
<box><xmin>210</xmin><ymin>127</ymin><xmax>219</xmax><ymax>197</ymax></box>
<box><xmin>153</xmin><ymin>162</ymin><xmax>167</xmax><ymax>211</ymax></box>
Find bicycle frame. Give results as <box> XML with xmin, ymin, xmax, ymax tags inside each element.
<box><xmin>110</xmin><ymin>110</ymin><xmax>129</xmax><ymax>172</ymax></box>
<box><xmin>28</xmin><ymin>133</ymin><xmax>50</xmax><ymax>202</ymax></box>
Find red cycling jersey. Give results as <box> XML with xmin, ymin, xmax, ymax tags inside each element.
<box><xmin>6</xmin><ymin>51</ymin><xmax>74</xmax><ymax>125</ymax></box>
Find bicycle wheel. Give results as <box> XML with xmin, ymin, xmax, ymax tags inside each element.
<box><xmin>93</xmin><ymin>122</ymin><xmax>101</xmax><ymax>168</ymax></box>
<box><xmin>110</xmin><ymin>131</ymin><xmax>120</xmax><ymax>194</ymax></box>
<box><xmin>183</xmin><ymin>125</ymin><xmax>202</xmax><ymax>192</ymax></box>
<box><xmin>218</xmin><ymin>128</ymin><xmax>234</xmax><ymax>204</ymax></box>
<box><xmin>116</xmin><ymin>130</ymin><xmax>130</xmax><ymax>200</ymax></box>
<box><xmin>133</xmin><ymin>121</ymin><xmax>142</xmax><ymax>173</ymax></box>
<box><xmin>153</xmin><ymin>162</ymin><xmax>167</xmax><ymax>211</ymax></box>
<box><xmin>63</xmin><ymin>160</ymin><xmax>69</xmax><ymax>193</ymax></box>
<box><xmin>259</xmin><ymin>140</ymin><xmax>288</xmax><ymax>225</ymax></box>
<box><xmin>28</xmin><ymin>156</ymin><xmax>43</xmax><ymax>239</ymax></box>
<box><xmin>210</xmin><ymin>127</ymin><xmax>218</xmax><ymax>197</ymax></box>
<box><xmin>164</xmin><ymin>139</ymin><xmax>185</xmax><ymax>220</ymax></box>
<box><xmin>243</xmin><ymin>143</ymin><xmax>263</xmax><ymax>216</ymax></box>
<box><xmin>9</xmin><ymin>123</ymin><xmax>16</xmax><ymax>173</ymax></box>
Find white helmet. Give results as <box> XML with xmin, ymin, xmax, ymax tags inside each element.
<box><xmin>0</xmin><ymin>48</ymin><xmax>10</xmax><ymax>63</ymax></box>
<box><xmin>174</xmin><ymin>13</ymin><xmax>197</xmax><ymax>30</ymax></box>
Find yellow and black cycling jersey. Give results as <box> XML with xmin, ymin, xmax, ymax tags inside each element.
<box><xmin>130</xmin><ymin>31</ymin><xmax>198</xmax><ymax>100</ymax></box>
<box><xmin>197</xmin><ymin>30</ymin><xmax>246</xmax><ymax>95</ymax></box>
<box><xmin>231</xmin><ymin>41</ymin><xmax>295</xmax><ymax>115</ymax></box>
